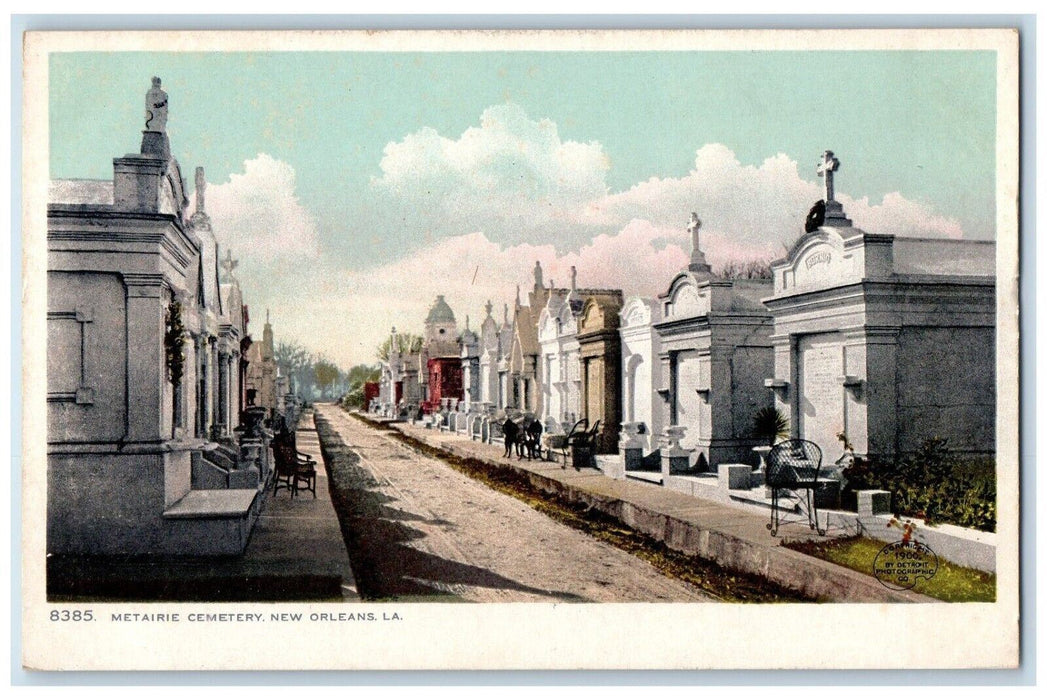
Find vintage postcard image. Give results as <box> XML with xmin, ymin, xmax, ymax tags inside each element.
<box><xmin>21</xmin><ymin>28</ymin><xmax>1020</xmax><ymax>670</ymax></box>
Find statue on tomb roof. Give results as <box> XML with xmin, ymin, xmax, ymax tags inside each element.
<box><xmin>813</xmin><ymin>149</ymin><xmax>852</xmax><ymax>228</ymax></box>
<box><xmin>688</xmin><ymin>212</ymin><xmax>702</xmax><ymax>252</ymax></box>
<box><xmin>195</xmin><ymin>167</ymin><xmax>206</xmax><ymax>214</ymax></box>
<box><xmin>145</xmin><ymin>77</ymin><xmax>168</xmax><ymax>133</ymax></box>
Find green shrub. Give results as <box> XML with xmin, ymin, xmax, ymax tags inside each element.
<box><xmin>841</xmin><ymin>437</ymin><xmax>996</xmax><ymax>532</ymax></box>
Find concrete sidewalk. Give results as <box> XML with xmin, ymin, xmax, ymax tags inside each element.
<box><xmin>377</xmin><ymin>414</ymin><xmax>933</xmax><ymax>604</ymax></box>
<box><xmin>238</xmin><ymin>409</ymin><xmax>359</xmax><ymax>600</ymax></box>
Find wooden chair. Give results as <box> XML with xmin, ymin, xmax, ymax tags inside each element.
<box><xmin>272</xmin><ymin>442</ymin><xmax>317</xmax><ymax>499</ymax></box>
<box><xmin>555</xmin><ymin>418</ymin><xmax>588</xmax><ymax>467</ymax></box>
<box><xmin>765</xmin><ymin>439</ymin><xmax>825</xmax><ymax>536</ymax></box>
<box><xmin>567</xmin><ymin>419</ymin><xmax>601</xmax><ymax>470</ymax></box>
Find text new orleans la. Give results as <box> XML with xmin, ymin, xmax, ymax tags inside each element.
<box><xmin>108</xmin><ymin>611</ymin><xmax>402</xmax><ymax>622</ymax></box>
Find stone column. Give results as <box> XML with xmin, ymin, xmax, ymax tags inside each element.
<box><xmin>201</xmin><ymin>336</ymin><xmax>214</xmax><ymax>438</ymax></box>
<box><xmin>217</xmin><ymin>349</ymin><xmax>229</xmax><ymax>436</ymax></box>
<box><xmin>122</xmin><ymin>273</ymin><xmax>165</xmax><ymax>442</ymax></box>
<box><xmin>768</xmin><ymin>333</ymin><xmax>795</xmax><ymax>437</ymax></box>
<box><xmin>581</xmin><ymin>358</ymin><xmax>590</xmax><ymax>424</ymax></box>
<box><xmin>850</xmin><ymin>325</ymin><xmax>900</xmax><ymax>460</ymax></box>
<box><xmin>212</xmin><ymin>338</ymin><xmax>220</xmax><ymax>437</ymax></box>
<box><xmin>193</xmin><ymin>334</ymin><xmax>204</xmax><ymax>437</ymax></box>
<box><xmin>230</xmin><ymin>351</ymin><xmax>241</xmax><ymax>431</ymax></box>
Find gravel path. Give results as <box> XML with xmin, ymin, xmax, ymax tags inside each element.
<box><xmin>315</xmin><ymin>406</ymin><xmax>710</xmax><ymax>603</ymax></box>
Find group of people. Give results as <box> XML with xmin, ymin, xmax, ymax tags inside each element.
<box><xmin>501</xmin><ymin>414</ymin><xmax>544</xmax><ymax>461</ymax></box>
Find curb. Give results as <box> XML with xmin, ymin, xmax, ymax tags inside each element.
<box><xmin>387</xmin><ymin>420</ymin><xmax>935</xmax><ymax>604</ymax></box>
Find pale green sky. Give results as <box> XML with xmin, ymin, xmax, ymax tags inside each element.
<box><xmin>51</xmin><ymin>49</ymin><xmax>996</xmax><ymax>257</ymax></box>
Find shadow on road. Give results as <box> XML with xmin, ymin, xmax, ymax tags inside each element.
<box><xmin>316</xmin><ymin>415</ymin><xmax>588</xmax><ymax>602</ymax></box>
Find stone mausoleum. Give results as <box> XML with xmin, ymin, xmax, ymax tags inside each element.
<box><xmin>764</xmin><ymin>151</ymin><xmax>996</xmax><ymax>462</ymax></box>
<box><xmin>653</xmin><ymin>213</ymin><xmax>775</xmax><ymax>471</ymax></box>
<box><xmin>47</xmin><ymin>78</ymin><xmax>268</xmax><ymax>556</ymax></box>
<box><xmin>619</xmin><ymin>296</ymin><xmax>664</xmax><ymax>453</ymax></box>
<box><xmin>577</xmin><ymin>292</ymin><xmax>625</xmax><ymax>453</ymax></box>
<box><xmin>421</xmin><ymin>295</ymin><xmax>463</xmax><ymax>412</ymax></box>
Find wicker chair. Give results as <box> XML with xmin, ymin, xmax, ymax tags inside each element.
<box><xmin>765</xmin><ymin>439</ymin><xmax>825</xmax><ymax>536</ymax></box>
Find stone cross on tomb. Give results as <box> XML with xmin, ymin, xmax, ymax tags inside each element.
<box><xmin>686</xmin><ymin>211</ymin><xmax>711</xmax><ymax>275</ymax></box>
<box><xmin>220</xmin><ymin>250</ymin><xmax>238</xmax><ymax>282</ymax></box>
<box><xmin>817</xmin><ymin>150</ymin><xmax>840</xmax><ymax>202</ymax></box>
<box><xmin>687</xmin><ymin>212</ymin><xmax>702</xmax><ymax>253</ymax></box>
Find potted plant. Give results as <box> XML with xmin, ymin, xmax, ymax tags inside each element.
<box><xmin>751</xmin><ymin>407</ymin><xmax>789</xmax><ymax>486</ymax></box>
<box><xmin>753</xmin><ymin>406</ymin><xmax>790</xmax><ymax>447</ymax></box>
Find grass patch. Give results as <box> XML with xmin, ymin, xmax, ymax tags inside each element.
<box><xmin>785</xmin><ymin>536</ymin><xmax>995</xmax><ymax>603</ymax></box>
<box><xmin>346</xmin><ymin>410</ymin><xmax>813</xmax><ymax>603</ymax></box>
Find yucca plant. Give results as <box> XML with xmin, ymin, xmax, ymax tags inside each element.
<box><xmin>752</xmin><ymin>406</ymin><xmax>790</xmax><ymax>446</ymax></box>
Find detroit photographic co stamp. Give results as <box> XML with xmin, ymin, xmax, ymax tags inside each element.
<box><xmin>873</xmin><ymin>540</ymin><xmax>940</xmax><ymax>591</ymax></box>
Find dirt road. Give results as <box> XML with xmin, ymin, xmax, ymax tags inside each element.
<box><xmin>315</xmin><ymin>406</ymin><xmax>711</xmax><ymax>603</ymax></box>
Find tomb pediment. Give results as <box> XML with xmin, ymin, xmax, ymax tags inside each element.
<box><xmin>556</xmin><ymin>302</ymin><xmax>577</xmax><ymax>336</ymax></box>
<box><xmin>772</xmin><ymin>227</ymin><xmax>869</xmax><ymax>295</ymax></box>
<box><xmin>662</xmin><ymin>273</ymin><xmax>709</xmax><ymax>320</ymax></box>
<box><xmin>620</xmin><ymin>297</ymin><xmax>655</xmax><ymax>328</ymax></box>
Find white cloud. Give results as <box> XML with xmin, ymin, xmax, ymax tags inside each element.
<box><xmin>592</xmin><ymin>144</ymin><xmax>965</xmax><ymax>256</ymax></box>
<box><xmin>367</xmin><ymin>104</ymin><xmax>613</xmax><ymax>252</ymax></box>
<box><xmin>846</xmin><ymin>192</ymin><xmax>964</xmax><ymax>239</ymax></box>
<box><xmin>203</xmin><ymin>111</ymin><xmax>973</xmax><ymax>368</ymax></box>
<box><xmin>274</xmin><ymin>226</ymin><xmax>694</xmax><ymax>371</ymax></box>
<box><xmin>203</xmin><ymin>154</ymin><xmax>324</xmax><ymax>269</ymax></box>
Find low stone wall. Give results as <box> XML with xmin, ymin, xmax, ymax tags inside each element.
<box><xmin>393</xmin><ymin>425</ymin><xmax>931</xmax><ymax>603</ymax></box>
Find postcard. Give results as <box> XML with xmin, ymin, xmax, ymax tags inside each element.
<box><xmin>21</xmin><ymin>27</ymin><xmax>1020</xmax><ymax>670</ymax></box>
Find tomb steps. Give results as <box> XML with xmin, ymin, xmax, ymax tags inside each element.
<box><xmin>191</xmin><ymin>450</ymin><xmax>231</xmax><ymax>489</ymax></box>
<box><xmin>191</xmin><ymin>447</ymin><xmax>261</xmax><ymax>491</ymax></box>
<box><xmin>203</xmin><ymin>444</ymin><xmax>238</xmax><ymax>471</ymax></box>
<box><xmin>727</xmin><ymin>485</ymin><xmax>802</xmax><ymax>513</ymax></box>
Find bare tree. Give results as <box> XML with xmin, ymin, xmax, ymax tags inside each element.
<box><xmin>716</xmin><ymin>258</ymin><xmax>773</xmax><ymax>280</ymax></box>
<box><xmin>275</xmin><ymin>339</ymin><xmax>314</xmax><ymax>394</ymax></box>
<box><xmin>375</xmin><ymin>332</ymin><xmax>424</xmax><ymax>362</ymax></box>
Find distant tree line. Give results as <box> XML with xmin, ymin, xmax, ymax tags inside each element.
<box><xmin>274</xmin><ymin>339</ymin><xmax>358</xmax><ymax>401</ymax></box>
<box><xmin>715</xmin><ymin>258</ymin><xmax>773</xmax><ymax>280</ymax></box>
